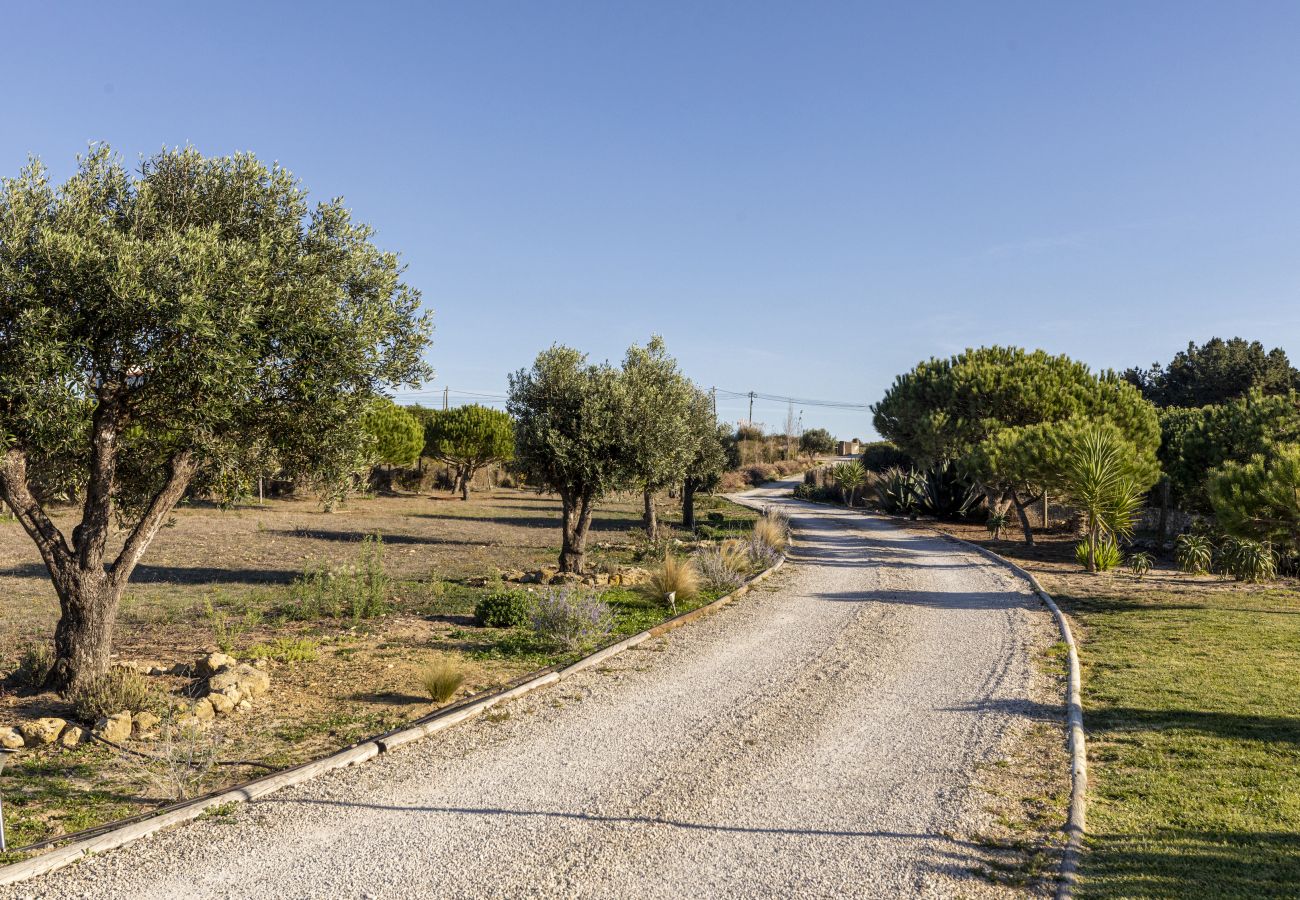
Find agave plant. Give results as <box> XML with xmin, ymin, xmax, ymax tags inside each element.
<box><xmin>986</xmin><ymin>510</ymin><xmax>1009</xmax><ymax>540</ymax></box>
<box><xmin>1174</xmin><ymin>533</ymin><xmax>1214</xmax><ymax>575</ymax></box>
<box><xmin>1074</xmin><ymin>538</ymin><xmax>1123</xmax><ymax>572</ymax></box>
<box><xmin>914</xmin><ymin>461</ymin><xmax>979</xmax><ymax>518</ymax></box>
<box><xmin>1128</xmin><ymin>551</ymin><xmax>1153</xmax><ymax>580</ymax></box>
<box><xmin>1218</xmin><ymin>537</ymin><xmax>1276</xmax><ymax>583</ymax></box>
<box><xmin>873</xmin><ymin>466</ymin><xmax>920</xmax><ymax>515</ymax></box>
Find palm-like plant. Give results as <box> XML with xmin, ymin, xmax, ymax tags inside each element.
<box><xmin>1062</xmin><ymin>425</ymin><xmax>1146</xmax><ymax>573</ymax></box>
<box><xmin>833</xmin><ymin>462</ymin><xmax>867</xmax><ymax>507</ymax></box>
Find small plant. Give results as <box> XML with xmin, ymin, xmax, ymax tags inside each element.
<box><xmin>1075</xmin><ymin>539</ymin><xmax>1122</xmax><ymax>572</ymax></box>
<box><xmin>474</xmin><ymin>590</ymin><xmax>533</xmax><ymax>628</ymax></box>
<box><xmin>11</xmin><ymin>643</ymin><xmax>54</xmax><ymax>691</ymax></box>
<box><xmin>986</xmin><ymin>511</ymin><xmax>1009</xmax><ymax>540</ymax></box>
<box><xmin>418</xmin><ymin>658</ymin><xmax>465</xmax><ymax>703</ymax></box>
<box><xmin>1174</xmin><ymin>533</ymin><xmax>1214</xmax><ymax>575</ymax></box>
<box><xmin>640</xmin><ymin>554</ymin><xmax>701</xmax><ymax>608</ymax></box>
<box><xmin>696</xmin><ymin>544</ymin><xmax>746</xmax><ymax>593</ymax></box>
<box><xmin>1218</xmin><ymin>538</ymin><xmax>1277</xmax><ymax>583</ymax></box>
<box><xmin>751</xmin><ymin>508</ymin><xmax>790</xmax><ymax>554</ymax></box>
<box><xmin>1128</xmin><ymin>551</ymin><xmax>1153</xmax><ymax>580</ymax></box>
<box><xmin>243</xmin><ymin>637</ymin><xmax>319</xmax><ymax>664</ymax></box>
<box><xmin>69</xmin><ymin>668</ymin><xmax>159</xmax><ymax>723</ymax></box>
<box><xmin>746</xmin><ymin>536</ymin><xmax>781</xmax><ymax>571</ymax></box>
<box><xmin>122</xmin><ymin>715</ymin><xmax>223</xmax><ymax>800</ymax></box>
<box><xmin>529</xmin><ymin>586</ymin><xmax>614</xmax><ymax>652</ymax></box>
<box><xmin>202</xmin><ymin>596</ymin><xmax>261</xmax><ymax>652</ymax></box>
<box><xmin>287</xmin><ymin>533</ymin><xmax>390</xmax><ymax>621</ymax></box>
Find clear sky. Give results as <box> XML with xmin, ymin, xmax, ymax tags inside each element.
<box><xmin>4</xmin><ymin>2</ymin><xmax>1299</xmax><ymax>438</ymax></box>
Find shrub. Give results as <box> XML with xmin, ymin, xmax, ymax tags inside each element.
<box><xmin>1128</xmin><ymin>551</ymin><xmax>1153</xmax><ymax>579</ymax></box>
<box><xmin>746</xmin><ymin>537</ymin><xmax>781</xmax><ymax>570</ymax></box>
<box><xmin>12</xmin><ymin>643</ymin><xmax>54</xmax><ymax>691</ymax></box>
<box><xmin>860</xmin><ymin>441</ymin><xmax>912</xmax><ymax>473</ymax></box>
<box><xmin>244</xmin><ymin>637</ymin><xmax>319</xmax><ymax>664</ymax></box>
<box><xmin>70</xmin><ymin>668</ymin><xmax>159</xmax><ymax>723</ymax></box>
<box><xmin>529</xmin><ymin>586</ymin><xmax>614</xmax><ymax>651</ymax></box>
<box><xmin>1075</xmin><ymin>539</ymin><xmax>1122</xmax><ymax>572</ymax></box>
<box><xmin>752</xmin><ymin>509</ymin><xmax>790</xmax><ymax>554</ymax></box>
<box><xmin>639</xmin><ymin>555</ymin><xmax>701</xmax><ymax>606</ymax></box>
<box><xmin>696</xmin><ymin>545</ymin><xmax>746</xmax><ymax>593</ymax></box>
<box><xmin>287</xmin><ymin>533</ymin><xmax>390</xmax><ymax>621</ymax></box>
<box><xmin>418</xmin><ymin>658</ymin><xmax>465</xmax><ymax>703</ymax></box>
<box><xmin>792</xmin><ymin>483</ymin><xmax>838</xmax><ymax>502</ymax></box>
<box><xmin>1218</xmin><ymin>538</ymin><xmax>1277</xmax><ymax>583</ymax></box>
<box><xmin>1174</xmin><ymin>533</ymin><xmax>1214</xmax><ymax>575</ymax></box>
<box><xmin>474</xmin><ymin>590</ymin><xmax>533</xmax><ymax>628</ymax></box>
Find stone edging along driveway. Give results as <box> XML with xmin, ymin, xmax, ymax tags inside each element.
<box><xmin>0</xmin><ymin>497</ymin><xmax>788</xmax><ymax>889</ymax></box>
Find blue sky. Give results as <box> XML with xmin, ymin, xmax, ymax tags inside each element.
<box><xmin>4</xmin><ymin>2</ymin><xmax>1299</xmax><ymax>438</ymax></box>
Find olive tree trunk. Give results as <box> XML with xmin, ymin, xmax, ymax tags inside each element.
<box><xmin>682</xmin><ymin>480</ymin><xmax>699</xmax><ymax>531</ymax></box>
<box><xmin>559</xmin><ymin>491</ymin><xmax>595</xmax><ymax>573</ymax></box>
<box><xmin>643</xmin><ymin>490</ymin><xmax>657</xmax><ymax>539</ymax></box>
<box><xmin>0</xmin><ymin>440</ymin><xmax>197</xmax><ymax>692</ymax></box>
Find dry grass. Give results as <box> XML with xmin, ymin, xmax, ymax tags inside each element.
<box><xmin>752</xmin><ymin>512</ymin><xmax>790</xmax><ymax>554</ymax></box>
<box><xmin>640</xmin><ymin>554</ymin><xmax>701</xmax><ymax>605</ymax></box>
<box><xmin>417</xmin><ymin>658</ymin><xmax>465</xmax><ymax>703</ymax></box>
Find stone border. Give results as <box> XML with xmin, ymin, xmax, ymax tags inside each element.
<box><xmin>0</xmin><ymin>506</ymin><xmax>787</xmax><ymax>888</ymax></box>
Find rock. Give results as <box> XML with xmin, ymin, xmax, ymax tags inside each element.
<box><xmin>614</xmin><ymin>566</ymin><xmax>651</xmax><ymax>586</ymax></box>
<box><xmin>169</xmin><ymin>661</ymin><xmax>193</xmax><ymax>676</ymax></box>
<box><xmin>196</xmin><ymin>652</ymin><xmax>236</xmax><ymax>678</ymax></box>
<box><xmin>18</xmin><ymin>717</ymin><xmax>67</xmax><ymax>746</ymax></box>
<box><xmin>591</xmin><ymin>572</ymin><xmax>610</xmax><ymax>586</ymax></box>
<box><xmin>209</xmin><ymin>663</ymin><xmax>270</xmax><ymax>699</ymax></box>
<box><xmin>548</xmin><ymin>572</ymin><xmax>583</xmax><ymax>586</ymax></box>
<box><xmin>192</xmin><ymin>698</ymin><xmax>215</xmax><ymax>721</ymax></box>
<box><xmin>0</xmin><ymin>726</ymin><xmax>25</xmax><ymax>749</ymax></box>
<box><xmin>133</xmin><ymin>711</ymin><xmax>161</xmax><ymax>736</ymax></box>
<box><xmin>207</xmin><ymin>692</ymin><xmax>235</xmax><ymax>716</ymax></box>
<box><xmin>502</xmin><ymin>569</ymin><xmax>526</xmax><ymax>582</ymax></box>
<box><xmin>236</xmin><ymin>699</ymin><xmax>252</xmax><ymax>712</ymax></box>
<box><xmin>58</xmin><ymin>724</ymin><xmax>87</xmax><ymax>748</ymax></box>
<box><xmin>147</xmin><ymin>665</ymin><xmax>169</xmax><ymax>677</ymax></box>
<box><xmin>170</xmin><ymin>714</ymin><xmax>201</xmax><ymax>735</ymax></box>
<box><xmin>92</xmin><ymin>712</ymin><xmax>133</xmax><ymax>743</ymax></box>
<box><xmin>519</xmin><ymin>571</ymin><xmax>542</xmax><ymax>584</ymax></box>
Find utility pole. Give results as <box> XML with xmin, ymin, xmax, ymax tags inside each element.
<box><xmin>748</xmin><ymin>391</ymin><xmax>755</xmax><ymax>426</ymax></box>
<box><xmin>443</xmin><ymin>386</ymin><xmax>449</xmax><ymax>411</ymax></box>
<box><xmin>710</xmin><ymin>387</ymin><xmax>717</xmax><ymax>417</ymax></box>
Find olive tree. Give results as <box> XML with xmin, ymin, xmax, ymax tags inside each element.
<box><xmin>0</xmin><ymin>147</ymin><xmax>431</xmax><ymax>690</ymax></box>
<box><xmin>799</xmin><ymin>427</ymin><xmax>836</xmax><ymax>456</ymax></box>
<box><xmin>621</xmin><ymin>336</ymin><xmax>695</xmax><ymax>538</ymax></box>
<box><xmin>424</xmin><ymin>404</ymin><xmax>514</xmax><ymax>500</ymax></box>
<box><xmin>508</xmin><ymin>346</ymin><xmax>632</xmax><ymax>573</ymax></box>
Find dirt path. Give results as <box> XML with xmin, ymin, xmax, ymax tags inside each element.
<box><xmin>5</xmin><ymin>479</ymin><xmax>1054</xmax><ymax>899</ymax></box>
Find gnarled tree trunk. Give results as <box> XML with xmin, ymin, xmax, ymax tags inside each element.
<box><xmin>682</xmin><ymin>479</ymin><xmax>699</xmax><ymax>531</ymax></box>
<box><xmin>559</xmin><ymin>491</ymin><xmax>594</xmax><ymax>573</ymax></box>
<box><xmin>643</xmin><ymin>490</ymin><xmax>657</xmax><ymax>539</ymax></box>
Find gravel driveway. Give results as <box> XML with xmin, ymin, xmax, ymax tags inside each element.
<box><xmin>6</xmin><ymin>479</ymin><xmax>1054</xmax><ymax>899</ymax></box>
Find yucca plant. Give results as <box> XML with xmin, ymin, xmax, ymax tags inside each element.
<box><xmin>1128</xmin><ymin>551</ymin><xmax>1153</xmax><ymax>579</ymax></box>
<box><xmin>1174</xmin><ymin>533</ymin><xmax>1214</xmax><ymax>575</ymax></box>
<box><xmin>832</xmin><ymin>462</ymin><xmax>867</xmax><ymax>507</ymax></box>
<box><xmin>1062</xmin><ymin>426</ymin><xmax>1146</xmax><ymax>573</ymax></box>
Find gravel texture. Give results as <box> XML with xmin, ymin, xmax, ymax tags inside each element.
<box><xmin>5</xmin><ymin>480</ymin><xmax>1051</xmax><ymax>899</ymax></box>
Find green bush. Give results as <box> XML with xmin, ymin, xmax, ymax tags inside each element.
<box><xmin>244</xmin><ymin>637</ymin><xmax>319</xmax><ymax>664</ymax></box>
<box><xmin>70</xmin><ymin>668</ymin><xmax>159</xmax><ymax>723</ymax></box>
<box><xmin>12</xmin><ymin>643</ymin><xmax>54</xmax><ymax>691</ymax></box>
<box><xmin>474</xmin><ymin>590</ymin><xmax>532</xmax><ymax>628</ymax></box>
<box><xmin>1075</xmin><ymin>539</ymin><xmax>1122</xmax><ymax>572</ymax></box>
<box><xmin>529</xmin><ymin>587</ymin><xmax>613</xmax><ymax>651</ymax></box>
<box><xmin>1218</xmin><ymin>537</ymin><xmax>1277</xmax><ymax>583</ymax></box>
<box><xmin>1174</xmin><ymin>533</ymin><xmax>1215</xmax><ymax>575</ymax></box>
<box><xmin>860</xmin><ymin>441</ymin><xmax>911</xmax><ymax>473</ymax></box>
<box><xmin>986</xmin><ymin>511</ymin><xmax>1009</xmax><ymax>540</ymax></box>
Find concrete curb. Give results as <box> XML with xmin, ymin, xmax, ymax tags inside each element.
<box><xmin>0</xmin><ymin>513</ymin><xmax>787</xmax><ymax>888</ymax></box>
<box><xmin>935</xmin><ymin>533</ymin><xmax>1086</xmax><ymax>900</ymax></box>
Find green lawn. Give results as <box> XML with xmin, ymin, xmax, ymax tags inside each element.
<box><xmin>1051</xmin><ymin>580</ymin><xmax>1300</xmax><ymax>898</ymax></box>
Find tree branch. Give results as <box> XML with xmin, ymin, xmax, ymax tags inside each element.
<box><xmin>0</xmin><ymin>449</ymin><xmax>73</xmax><ymax>581</ymax></box>
<box><xmin>77</xmin><ymin>394</ymin><xmax>121</xmax><ymax>571</ymax></box>
<box><xmin>110</xmin><ymin>450</ymin><xmax>198</xmax><ymax>593</ymax></box>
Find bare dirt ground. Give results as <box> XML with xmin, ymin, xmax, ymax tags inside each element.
<box><xmin>0</xmin><ymin>487</ymin><xmax>755</xmax><ymax>853</ymax></box>
<box><xmin>2</xmin><ymin>480</ymin><xmax>1066</xmax><ymax>898</ymax></box>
